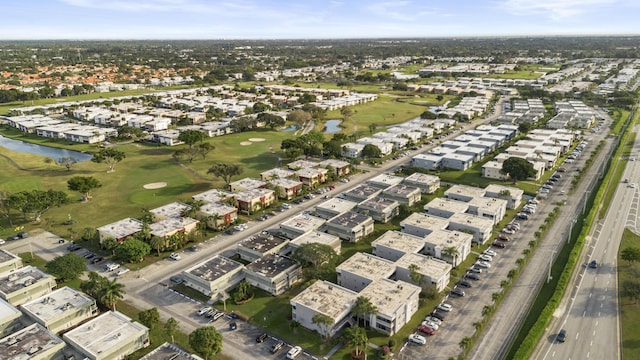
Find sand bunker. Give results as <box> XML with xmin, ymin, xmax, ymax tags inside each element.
<box><xmin>249</xmin><ymin>138</ymin><xmax>266</xmax><ymax>142</ymax></box>
<box><xmin>240</xmin><ymin>141</ymin><xmax>253</xmax><ymax>146</ymax></box>
<box><xmin>143</xmin><ymin>182</ymin><xmax>167</xmax><ymax>189</ymax></box>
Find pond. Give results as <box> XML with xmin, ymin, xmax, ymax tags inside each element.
<box><xmin>323</xmin><ymin>119</ymin><xmax>342</xmax><ymax>134</ymax></box>
<box><xmin>281</xmin><ymin>125</ymin><xmax>298</xmax><ymax>132</ymax></box>
<box><xmin>0</xmin><ymin>135</ymin><xmax>92</xmax><ymax>161</ymax></box>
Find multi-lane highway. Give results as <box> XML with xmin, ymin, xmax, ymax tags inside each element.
<box><xmin>536</xmin><ymin>125</ymin><xmax>640</xmax><ymax>360</ymax></box>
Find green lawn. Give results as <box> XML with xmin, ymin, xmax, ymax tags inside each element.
<box><xmin>619</xmin><ymin>228</ymin><xmax>640</xmax><ymax>360</ymax></box>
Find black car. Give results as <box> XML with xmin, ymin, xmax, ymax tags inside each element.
<box><xmin>7</xmin><ymin>235</ymin><xmax>20</xmax><ymax>241</ymax></box>
<box><xmin>492</xmin><ymin>241</ymin><xmax>507</xmax><ymax>249</ymax></box>
<box><xmin>17</xmin><ymin>231</ymin><xmax>28</xmax><ymax>239</ymax></box>
<box><xmin>187</xmin><ymin>245</ymin><xmax>199</xmax><ymax>252</ymax></box>
<box><xmin>458</xmin><ymin>280</ymin><xmax>472</xmax><ymax>288</ymax></box>
<box><xmin>91</xmin><ymin>256</ymin><xmax>104</xmax><ymax>264</ymax></box>
<box><xmin>450</xmin><ymin>288</ymin><xmax>465</xmax><ymax>297</ymax></box>
<box><xmin>430</xmin><ymin>311</ymin><xmax>446</xmax><ymax>321</ymax></box>
<box><xmin>465</xmin><ymin>272</ymin><xmax>481</xmax><ymax>281</ymax></box>
<box><xmin>271</xmin><ymin>341</ymin><xmax>285</xmax><ymax>353</ymax></box>
<box><xmin>84</xmin><ymin>253</ymin><xmax>95</xmax><ymax>259</ymax></box>
<box><xmin>256</xmin><ymin>332</ymin><xmax>268</xmax><ymax>343</ymax></box>
<box><xmin>557</xmin><ymin>329</ymin><xmax>567</xmax><ymax>343</ymax></box>
<box><xmin>589</xmin><ymin>260</ymin><xmax>597</xmax><ymax>268</ymax></box>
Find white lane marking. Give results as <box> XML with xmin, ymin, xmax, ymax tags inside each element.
<box><xmin>593</xmin><ymin>329</ymin><xmax>596</xmax><ymax>336</ymax></box>
<box><xmin>587</xmin><ymin>352</ymin><xmax>590</xmax><ymax>358</ymax></box>
<box><xmin>589</xmin><ymin>293</ymin><xmax>592</xmax><ymax>298</ymax></box>
<box><xmin>596</xmin><ymin>320</ymin><xmax>599</xmax><ymax>326</ymax></box>
<box><xmin>583</xmin><ymin>311</ymin><xmax>586</xmax><ymax>317</ymax></box>
<box><xmin>576</xmin><ymin>332</ymin><xmax>580</xmax><ymax>340</ymax></box>
<box><xmin>601</xmin><ymin>303</ymin><xmax>604</xmax><ymax>308</ymax></box>
<box><xmin>599</xmin><ymin>311</ymin><xmax>601</xmax><ymax>317</ymax></box>
<box><xmin>552</xmin><ymin>351</ymin><xmax>556</xmax><ymax>358</ymax></box>
<box><xmin>605</xmin><ymin>287</ymin><xmax>607</xmax><ymax>292</ymax></box>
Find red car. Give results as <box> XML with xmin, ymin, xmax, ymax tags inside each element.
<box><xmin>417</xmin><ymin>325</ymin><xmax>435</xmax><ymax>336</ymax></box>
<box><xmin>492</xmin><ymin>241</ymin><xmax>507</xmax><ymax>248</ymax></box>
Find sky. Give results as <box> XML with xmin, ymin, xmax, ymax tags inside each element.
<box><xmin>2</xmin><ymin>0</ymin><xmax>640</xmax><ymax>40</ymax></box>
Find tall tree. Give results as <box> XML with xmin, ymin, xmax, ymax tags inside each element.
<box><xmin>45</xmin><ymin>253</ymin><xmax>87</xmax><ymax>281</ymax></box>
<box><xmin>149</xmin><ymin>236</ymin><xmax>166</xmax><ymax>256</ymax></box>
<box><xmin>312</xmin><ymin>313</ymin><xmax>334</xmax><ymax>342</ymax></box>
<box><xmin>343</xmin><ymin>326</ymin><xmax>368</xmax><ymax>357</ymax></box>
<box><xmin>165</xmin><ymin>318</ymin><xmax>179</xmax><ymax>343</ymax></box>
<box><xmin>114</xmin><ymin>238</ymin><xmax>151</xmax><ymax>263</ymax></box>
<box><xmin>362</xmin><ymin>144</ymin><xmax>382</xmax><ymax>159</ymax></box>
<box><xmin>287</xmin><ymin>109</ymin><xmax>312</xmax><ymax>128</ymax></box>
<box><xmin>0</xmin><ymin>191</ymin><xmax>14</xmax><ymax>226</ymax></box>
<box><xmin>138</xmin><ymin>307</ymin><xmax>161</xmax><ymax>329</ymax></box>
<box><xmin>80</xmin><ymin>271</ymin><xmax>106</xmax><ymax>299</ymax></box>
<box><xmin>67</xmin><ymin>176</ymin><xmax>102</xmax><ymax>201</ymax></box>
<box><xmin>58</xmin><ymin>157</ymin><xmax>78</xmax><ymax>171</ymax></box>
<box><xmin>7</xmin><ymin>189</ymin><xmax>69</xmax><ymax>222</ymax></box>
<box><xmin>442</xmin><ymin>246</ymin><xmax>460</xmax><ymax>266</ymax></box>
<box><xmin>91</xmin><ymin>148</ymin><xmax>126</xmax><ymax>172</ymax></box>
<box><xmin>189</xmin><ymin>327</ymin><xmax>223</xmax><ymax>360</ymax></box>
<box><xmin>292</xmin><ymin>243</ymin><xmax>338</xmax><ymax>279</ymax></box>
<box><xmin>352</xmin><ymin>296</ymin><xmax>378</xmax><ymax>328</ymax></box>
<box><xmin>99</xmin><ymin>278</ymin><xmax>126</xmax><ymax>311</ymax></box>
<box><xmin>207</xmin><ymin>163</ymin><xmax>244</xmax><ymax>186</ymax></box>
<box><xmin>500</xmin><ymin>157</ymin><xmax>536</xmax><ymax>183</ymax></box>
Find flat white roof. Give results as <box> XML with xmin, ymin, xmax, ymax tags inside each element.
<box><xmin>149</xmin><ymin>202</ymin><xmax>191</xmax><ymax>219</ymax></box>
<box><xmin>0</xmin><ymin>297</ymin><xmax>20</xmax><ymax>321</ymax></box>
<box><xmin>149</xmin><ymin>217</ymin><xmax>199</xmax><ymax>237</ymax></box>
<box><xmin>484</xmin><ymin>184</ymin><xmax>525</xmax><ymax>198</ymax></box>
<box><xmin>192</xmin><ymin>189</ymin><xmax>234</xmax><ymax>204</ymax></box>
<box><xmin>400</xmin><ymin>212</ymin><xmax>450</xmax><ymax>231</ymax></box>
<box><xmin>468</xmin><ymin>197</ymin><xmax>508</xmax><ymax>213</ymax></box>
<box><xmin>336</xmin><ymin>252</ymin><xmax>396</xmax><ymax>281</ymax></box>
<box><xmin>280</xmin><ymin>214</ymin><xmax>326</xmax><ymax>233</ymax></box>
<box><xmin>445</xmin><ymin>184</ymin><xmax>486</xmax><ymax>200</ymax></box>
<box><xmin>372</xmin><ymin>230</ymin><xmax>425</xmax><ymax>254</ymax></box>
<box><xmin>97</xmin><ymin>217</ymin><xmax>143</xmax><ymax>239</ymax></box>
<box><xmin>21</xmin><ymin>286</ymin><xmax>95</xmax><ymax>324</ymax></box>
<box><xmin>395</xmin><ymin>253</ymin><xmax>452</xmax><ymax>279</ymax></box>
<box><xmin>423</xmin><ymin>229</ymin><xmax>473</xmax><ymax>248</ymax></box>
<box><xmin>290</xmin><ymin>280</ymin><xmax>357</xmax><ymax>320</ymax></box>
<box><xmin>290</xmin><ymin>231</ymin><xmax>340</xmax><ymax>249</ymax></box>
<box><xmin>403</xmin><ymin>172</ymin><xmax>440</xmax><ymax>185</ymax></box>
<box><xmin>424</xmin><ymin>198</ymin><xmax>470</xmax><ymax>214</ymax></box>
<box><xmin>359</xmin><ymin>279</ymin><xmax>421</xmax><ymax>317</ymax></box>
<box><xmin>449</xmin><ymin>212</ymin><xmax>494</xmax><ymax>229</ymax></box>
<box><xmin>63</xmin><ymin>311</ymin><xmax>148</xmax><ymax>358</ymax></box>
<box><xmin>367</xmin><ymin>174</ymin><xmax>404</xmax><ymax>188</ymax></box>
<box><xmin>316</xmin><ymin>198</ymin><xmax>358</xmax><ymax>214</ymax></box>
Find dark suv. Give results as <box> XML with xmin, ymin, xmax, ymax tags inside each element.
<box><xmin>256</xmin><ymin>333</ymin><xmax>268</xmax><ymax>343</ymax></box>
<box><xmin>557</xmin><ymin>329</ymin><xmax>567</xmax><ymax>343</ymax></box>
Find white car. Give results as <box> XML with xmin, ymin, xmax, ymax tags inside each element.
<box><xmin>421</xmin><ymin>320</ymin><xmax>439</xmax><ymax>330</ymax></box>
<box><xmin>501</xmin><ymin>228</ymin><xmax>515</xmax><ymax>234</ymax></box>
<box><xmin>286</xmin><ymin>346</ymin><xmax>302</xmax><ymax>359</ymax></box>
<box><xmin>197</xmin><ymin>306</ymin><xmax>212</xmax><ymax>316</ymax></box>
<box><xmin>425</xmin><ymin>316</ymin><xmax>442</xmax><ymax>326</ymax></box>
<box><xmin>0</xmin><ymin>239</ymin><xmax>5</xmax><ymax>245</ymax></box>
<box><xmin>630</xmin><ymin>183</ymin><xmax>638</xmax><ymax>189</ymax></box>
<box><xmin>475</xmin><ymin>260</ymin><xmax>491</xmax><ymax>269</ymax></box>
<box><xmin>408</xmin><ymin>333</ymin><xmax>427</xmax><ymax>345</ymax></box>
<box><xmin>478</xmin><ymin>254</ymin><xmax>493</xmax><ymax>262</ymax></box>
<box><xmin>105</xmin><ymin>263</ymin><xmax>120</xmax><ymax>272</ymax></box>
<box><xmin>282</xmin><ymin>203</ymin><xmax>291</xmax><ymax>209</ymax></box>
<box><xmin>116</xmin><ymin>268</ymin><xmax>130</xmax><ymax>276</ymax></box>
<box><xmin>483</xmin><ymin>249</ymin><xmax>497</xmax><ymax>257</ymax></box>
<box><xmin>437</xmin><ymin>303</ymin><xmax>453</xmax><ymax>312</ymax></box>
<box><xmin>169</xmin><ymin>253</ymin><xmax>181</xmax><ymax>261</ymax></box>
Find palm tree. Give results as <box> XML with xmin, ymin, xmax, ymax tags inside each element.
<box><xmin>80</xmin><ymin>271</ymin><xmax>104</xmax><ymax>299</ymax></box>
<box><xmin>352</xmin><ymin>296</ymin><xmax>378</xmax><ymax>328</ymax></box>
<box><xmin>343</xmin><ymin>326</ymin><xmax>368</xmax><ymax>357</ymax></box>
<box><xmin>149</xmin><ymin>236</ymin><xmax>165</xmax><ymax>256</ymax></box>
<box><xmin>99</xmin><ymin>278</ymin><xmax>126</xmax><ymax>311</ymax></box>
<box><xmin>408</xmin><ymin>263</ymin><xmax>424</xmax><ymax>285</ymax></box>
<box><xmin>312</xmin><ymin>313</ymin><xmax>334</xmax><ymax>342</ymax></box>
<box><xmin>459</xmin><ymin>336</ymin><xmax>471</xmax><ymax>351</ymax></box>
<box><xmin>442</xmin><ymin>246</ymin><xmax>460</xmax><ymax>266</ymax></box>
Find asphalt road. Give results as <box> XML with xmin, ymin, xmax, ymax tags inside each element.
<box><xmin>536</xmin><ymin>125</ymin><xmax>640</xmax><ymax>360</ymax></box>
<box><xmin>469</xmin><ymin>112</ymin><xmax>615</xmax><ymax>360</ymax></box>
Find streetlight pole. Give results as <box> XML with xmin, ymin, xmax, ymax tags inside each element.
<box><xmin>548</xmin><ymin>250</ymin><xmax>557</xmax><ymax>283</ymax></box>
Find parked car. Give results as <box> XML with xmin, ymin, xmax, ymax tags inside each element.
<box><xmin>17</xmin><ymin>231</ymin><xmax>28</xmax><ymax>239</ymax></box>
<box><xmin>475</xmin><ymin>260</ymin><xmax>491</xmax><ymax>269</ymax></box>
<box><xmin>458</xmin><ymin>280</ymin><xmax>472</xmax><ymax>288</ymax></box>
<box><xmin>197</xmin><ymin>306</ymin><xmax>212</xmax><ymax>316</ymax></box>
<box><xmin>116</xmin><ymin>268</ymin><xmax>130</xmax><ymax>276</ymax></box>
<box><xmin>169</xmin><ymin>253</ymin><xmax>181</xmax><ymax>261</ymax></box>
<box><xmin>498</xmin><ymin>234</ymin><xmax>511</xmax><ymax>241</ymax></box>
<box><xmin>408</xmin><ymin>333</ymin><xmax>427</xmax><ymax>345</ymax></box>
<box><xmin>557</xmin><ymin>329</ymin><xmax>567</xmax><ymax>343</ymax></box>
<box><xmin>450</xmin><ymin>288</ymin><xmax>465</xmax><ymax>297</ymax></box>
<box><xmin>430</xmin><ymin>311</ymin><xmax>446</xmax><ymax>321</ymax></box>
<box><xmin>421</xmin><ymin>320</ymin><xmax>439</xmax><ymax>330</ymax></box>
<box><xmin>589</xmin><ymin>260</ymin><xmax>598</xmax><ymax>268</ymax></box>
<box><xmin>492</xmin><ymin>241</ymin><xmax>507</xmax><ymax>249</ymax></box>
<box><xmin>83</xmin><ymin>253</ymin><xmax>95</xmax><ymax>259</ymax></box>
<box><xmin>478</xmin><ymin>254</ymin><xmax>493</xmax><ymax>262</ymax></box>
<box><xmin>425</xmin><ymin>316</ymin><xmax>442</xmax><ymax>325</ymax></box>
<box><xmin>91</xmin><ymin>256</ymin><xmax>103</xmax><ymax>264</ymax></box>
<box><xmin>187</xmin><ymin>245</ymin><xmax>199</xmax><ymax>252</ymax></box>
<box><xmin>286</xmin><ymin>345</ymin><xmax>302</xmax><ymax>359</ymax></box>
<box><xmin>483</xmin><ymin>249</ymin><xmax>497</xmax><ymax>257</ymax></box>
<box><xmin>271</xmin><ymin>341</ymin><xmax>285</xmax><ymax>353</ymax></box>
<box><xmin>210</xmin><ymin>311</ymin><xmax>225</xmax><ymax>321</ymax></box>
<box><xmin>105</xmin><ymin>263</ymin><xmax>120</xmax><ymax>272</ymax></box>
<box><xmin>468</xmin><ymin>267</ymin><xmax>482</xmax><ymax>274</ymax></box>
<box><xmin>282</xmin><ymin>203</ymin><xmax>291</xmax><ymax>209</ymax></box>
<box><xmin>437</xmin><ymin>303</ymin><xmax>453</xmax><ymax>312</ymax></box>
<box><xmin>501</xmin><ymin>228</ymin><xmax>515</xmax><ymax>234</ymax></box>
<box><xmin>417</xmin><ymin>325</ymin><xmax>435</xmax><ymax>336</ymax></box>
<box><xmin>229</xmin><ymin>322</ymin><xmax>238</xmax><ymax>331</ymax></box>
<box><xmin>0</xmin><ymin>239</ymin><xmax>5</xmax><ymax>245</ymax></box>
<box><xmin>170</xmin><ymin>275</ymin><xmax>183</xmax><ymax>284</ymax></box>
<box><xmin>465</xmin><ymin>272</ymin><xmax>481</xmax><ymax>281</ymax></box>
<box><xmin>256</xmin><ymin>332</ymin><xmax>268</xmax><ymax>343</ymax></box>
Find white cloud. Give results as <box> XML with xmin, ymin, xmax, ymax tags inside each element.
<box><xmin>501</xmin><ymin>0</ymin><xmax>620</xmax><ymax>20</ymax></box>
<box><xmin>366</xmin><ymin>1</ymin><xmax>436</xmax><ymax>21</ymax></box>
